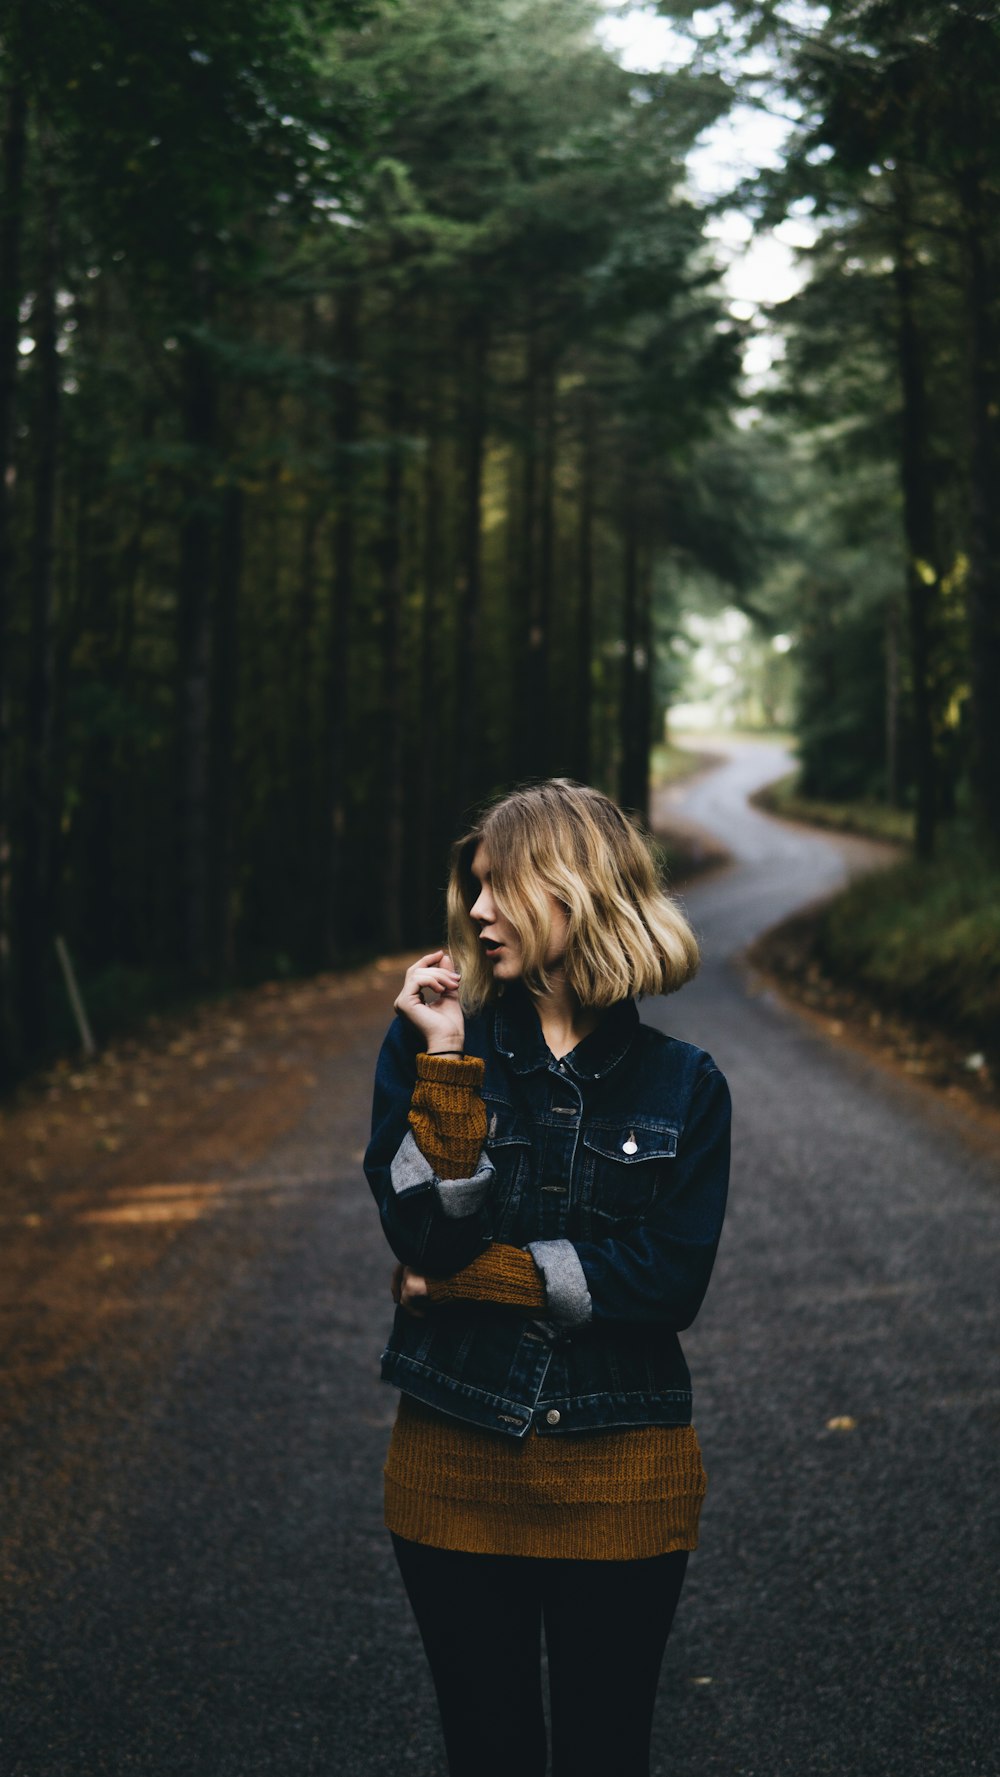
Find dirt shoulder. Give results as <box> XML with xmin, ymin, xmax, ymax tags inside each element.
<box><xmin>0</xmin><ymin>957</ymin><xmax>409</xmax><ymax>1418</ymax></box>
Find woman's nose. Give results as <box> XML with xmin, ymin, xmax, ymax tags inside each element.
<box><xmin>470</xmin><ymin>888</ymin><xmax>492</xmax><ymax>924</ymax></box>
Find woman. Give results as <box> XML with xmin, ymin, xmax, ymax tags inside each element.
<box><xmin>363</xmin><ymin>778</ymin><xmax>731</xmax><ymax>1777</ymax></box>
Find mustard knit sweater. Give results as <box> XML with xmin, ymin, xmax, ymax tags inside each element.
<box><xmin>383</xmin><ymin>1050</ymin><xmax>707</xmax><ymax>1560</ymax></box>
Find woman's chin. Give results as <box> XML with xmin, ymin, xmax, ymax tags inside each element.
<box><xmin>490</xmin><ymin>953</ymin><xmax>518</xmax><ymax>977</ymax></box>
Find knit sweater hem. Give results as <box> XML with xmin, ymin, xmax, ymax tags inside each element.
<box><xmin>384</xmin><ymin>1479</ymin><xmax>703</xmax><ymax>1561</ymax></box>
<box><xmin>384</xmin><ymin>1394</ymin><xmax>707</xmax><ymax>1560</ymax></box>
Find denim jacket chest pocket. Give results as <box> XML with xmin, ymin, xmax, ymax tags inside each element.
<box><xmin>482</xmin><ymin>1093</ymin><xmax>532</xmax><ymax>1232</ymax></box>
<box><xmin>577</xmin><ymin>1117</ymin><xmax>680</xmax><ymax>1229</ymax></box>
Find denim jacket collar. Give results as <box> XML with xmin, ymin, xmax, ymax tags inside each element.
<box><xmin>492</xmin><ymin>978</ymin><xmax>639</xmax><ymax>1081</ymax></box>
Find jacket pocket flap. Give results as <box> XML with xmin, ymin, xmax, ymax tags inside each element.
<box><xmin>582</xmin><ymin>1120</ymin><xmax>679</xmax><ymax>1163</ymax></box>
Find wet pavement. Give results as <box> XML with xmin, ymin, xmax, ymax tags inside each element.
<box><xmin>2</xmin><ymin>739</ymin><xmax>998</xmax><ymax>1775</ymax></box>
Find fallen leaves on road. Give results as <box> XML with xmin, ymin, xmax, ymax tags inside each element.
<box><xmin>0</xmin><ymin>955</ymin><xmax>409</xmax><ymax>1420</ymax></box>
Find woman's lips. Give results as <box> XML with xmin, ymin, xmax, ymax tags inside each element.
<box><xmin>483</xmin><ymin>941</ymin><xmax>503</xmax><ymax>957</ymax></box>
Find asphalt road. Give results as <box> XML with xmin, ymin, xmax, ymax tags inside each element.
<box><xmin>3</xmin><ymin>740</ymin><xmax>998</xmax><ymax>1776</ymax></box>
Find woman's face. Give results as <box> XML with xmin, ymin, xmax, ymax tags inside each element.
<box><xmin>468</xmin><ymin>842</ymin><xmax>569</xmax><ymax>982</ymax></box>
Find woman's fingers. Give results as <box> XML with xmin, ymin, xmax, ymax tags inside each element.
<box><xmin>408</xmin><ymin>952</ymin><xmax>460</xmax><ymax>983</ymax></box>
<box><xmin>411</xmin><ymin>950</ymin><xmax>459</xmax><ymax>981</ymax></box>
<box><xmin>391</xmin><ymin>1263</ymin><xmax>430</xmax><ymax>1317</ymax></box>
<box><xmin>415</xmin><ymin>971</ymin><xmax>460</xmax><ymax>995</ymax></box>
<box><xmin>395</xmin><ymin>962</ymin><xmax>461</xmax><ymax>1012</ymax></box>
<box><xmin>392</xmin><ymin>949</ymin><xmax>466</xmax><ymax>1047</ymax></box>
<box><xmin>406</xmin><ymin>966</ymin><xmax>460</xmax><ymax>991</ymax></box>
<box><xmin>394</xmin><ymin>983</ymin><xmax>457</xmax><ymax>1018</ymax></box>
<box><xmin>398</xmin><ymin>1265</ymin><xmax>429</xmax><ymax>1318</ymax></box>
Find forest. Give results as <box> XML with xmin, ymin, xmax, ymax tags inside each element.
<box><xmin>1</xmin><ymin>0</ymin><xmax>998</xmax><ymax>1084</ymax></box>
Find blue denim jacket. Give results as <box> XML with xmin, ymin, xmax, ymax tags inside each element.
<box><xmin>364</xmin><ymin>978</ymin><xmax>731</xmax><ymax>1440</ymax></box>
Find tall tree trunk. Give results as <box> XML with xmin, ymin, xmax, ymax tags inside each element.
<box><xmin>17</xmin><ymin>130</ymin><xmax>61</xmax><ymax>1053</ymax></box>
<box><xmin>574</xmin><ymin>395</ymin><xmax>596</xmax><ymax>783</ymax></box>
<box><xmin>72</xmin><ymin>262</ymin><xmax>122</xmax><ymax>970</ymax></box>
<box><xmin>885</xmin><ymin>585</ymin><xmax>900</xmax><ymax>808</ymax></box>
<box><xmin>293</xmin><ymin>538</ymin><xmax>322</xmax><ymax>947</ymax></box>
<box><xmin>620</xmin><ymin>493</ymin><xmax>637</xmax><ymax>798</ymax></box>
<box><xmin>453</xmin><ymin>313</ymin><xmax>489</xmax><ymax>817</ymax></box>
<box><xmin>636</xmin><ymin>551</ymin><xmax>653</xmax><ymax>827</ymax></box>
<box><xmin>294</xmin><ymin>298</ymin><xmax>323</xmax><ymax>954</ymax></box>
<box><xmin>0</xmin><ymin>74</ymin><xmax>26</xmax><ymax>674</ymax></box>
<box><xmin>514</xmin><ymin>312</ymin><xmax>540</xmax><ymax>779</ymax></box>
<box><xmin>416</xmin><ymin>407</ymin><xmax>444</xmax><ymax>937</ymax></box>
<box><xmin>0</xmin><ymin>73</ymin><xmax>28</xmax><ymax>1072</ymax></box>
<box><xmin>325</xmin><ymin>283</ymin><xmax>360</xmax><ymax>964</ymax></box>
<box><xmin>532</xmin><ymin>360</ymin><xmax>557</xmax><ymax>774</ymax></box>
<box><xmin>111</xmin><ymin>398</ymin><xmax>156</xmax><ymax>961</ymax></box>
<box><xmin>958</xmin><ymin>168</ymin><xmax>1000</xmax><ymax>849</ymax></box>
<box><xmin>619</xmin><ymin>481</ymin><xmax>650</xmax><ymax>819</ymax></box>
<box><xmin>891</xmin><ymin>175</ymin><xmax>939</xmax><ymax>861</ymax></box>
<box><xmin>210</xmin><ymin>425</ymin><xmax>244</xmax><ymax>979</ymax></box>
<box><xmin>380</xmin><ymin>346</ymin><xmax>408</xmax><ymax>951</ymax></box>
<box><xmin>175</xmin><ymin>289</ymin><xmax>218</xmax><ymax>979</ymax></box>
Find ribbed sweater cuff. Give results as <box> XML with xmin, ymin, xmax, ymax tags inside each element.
<box><xmin>409</xmin><ymin>1053</ymin><xmax>487</xmax><ymax>1181</ymax></box>
<box><xmin>425</xmin><ymin>1245</ymin><xmax>547</xmax><ymax>1310</ymax></box>
<box><xmin>415</xmin><ymin>1051</ymin><xmax>485</xmax><ymax>1085</ymax></box>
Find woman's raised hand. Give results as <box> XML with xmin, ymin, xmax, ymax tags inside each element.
<box><xmin>393</xmin><ymin>949</ymin><xmax>465</xmax><ymax>1054</ymax></box>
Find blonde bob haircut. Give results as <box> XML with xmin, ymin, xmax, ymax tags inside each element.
<box><xmin>445</xmin><ymin>777</ymin><xmax>700</xmax><ymax>1015</ymax></box>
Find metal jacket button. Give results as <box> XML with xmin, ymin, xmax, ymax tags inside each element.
<box><xmin>545</xmin><ymin>1409</ymin><xmax>561</xmax><ymax>1425</ymax></box>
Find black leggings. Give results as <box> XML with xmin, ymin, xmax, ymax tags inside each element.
<box><xmin>391</xmin><ymin>1533</ymin><xmax>689</xmax><ymax>1777</ymax></box>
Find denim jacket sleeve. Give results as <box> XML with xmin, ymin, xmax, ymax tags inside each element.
<box><xmin>363</xmin><ymin>1013</ymin><xmax>496</xmax><ymax>1274</ymax></box>
<box><xmin>528</xmin><ymin>1062</ymin><xmax>731</xmax><ymax>1331</ymax></box>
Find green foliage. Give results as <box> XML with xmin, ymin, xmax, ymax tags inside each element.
<box><xmin>816</xmin><ymin>840</ymin><xmax>1000</xmax><ymax>1045</ymax></box>
<box><xmin>710</xmin><ymin>0</ymin><xmax>1000</xmax><ymax>844</ymax></box>
<box><xmin>22</xmin><ymin>0</ymin><xmax>373</xmax><ymax>282</ymax></box>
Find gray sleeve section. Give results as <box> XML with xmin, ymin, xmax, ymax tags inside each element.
<box><xmin>526</xmin><ymin>1238</ymin><xmax>593</xmax><ymax>1328</ymax></box>
<box><xmin>434</xmin><ymin>1147</ymin><xmax>495</xmax><ymax>1219</ymax></box>
<box><xmin>389</xmin><ymin>1128</ymin><xmax>494</xmax><ymax>1220</ymax></box>
<box><xmin>389</xmin><ymin>1127</ymin><xmax>435</xmax><ymax>1198</ymax></box>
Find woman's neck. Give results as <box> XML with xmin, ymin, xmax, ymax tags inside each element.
<box><xmin>529</xmin><ymin>976</ymin><xmax>601</xmax><ymax>1061</ymax></box>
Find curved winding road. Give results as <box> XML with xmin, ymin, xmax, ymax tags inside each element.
<box><xmin>2</xmin><ymin>740</ymin><xmax>998</xmax><ymax>1776</ymax></box>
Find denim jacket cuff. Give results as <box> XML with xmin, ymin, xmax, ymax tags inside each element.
<box><xmin>389</xmin><ymin>1127</ymin><xmax>495</xmax><ymax>1220</ymax></box>
<box><xmin>526</xmin><ymin>1238</ymin><xmax>593</xmax><ymax>1327</ymax></box>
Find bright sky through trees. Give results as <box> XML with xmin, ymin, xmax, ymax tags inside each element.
<box><xmin>597</xmin><ymin>3</ymin><xmax>817</xmax><ymax>379</ymax></box>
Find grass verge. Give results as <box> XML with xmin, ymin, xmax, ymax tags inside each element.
<box><xmin>816</xmin><ymin>843</ymin><xmax>1000</xmax><ymax>1049</ymax></box>
<box><xmin>752</xmin><ymin>771</ymin><xmax>915</xmax><ymax>846</ymax></box>
<box><xmin>649</xmin><ymin>740</ymin><xmax>721</xmax><ymax>786</ymax></box>
<box><xmin>749</xmin><ymin>835</ymin><xmax>1000</xmax><ymax>1106</ymax></box>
